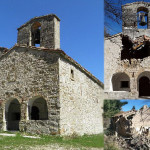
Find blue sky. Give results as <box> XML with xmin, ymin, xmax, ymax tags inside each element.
<box><xmin>121</xmin><ymin>99</ymin><xmax>150</xmax><ymax>111</ymax></box>
<box><xmin>0</xmin><ymin>0</ymin><xmax>104</xmax><ymax>82</ymax></box>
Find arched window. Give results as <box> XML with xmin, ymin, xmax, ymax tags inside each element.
<box><xmin>31</xmin><ymin>22</ymin><xmax>41</xmax><ymax>47</ymax></box>
<box><xmin>137</xmin><ymin>7</ymin><xmax>148</xmax><ymax>29</ymax></box>
<box><xmin>28</xmin><ymin>97</ymin><xmax>48</xmax><ymax>120</ymax></box>
<box><xmin>112</xmin><ymin>72</ymin><xmax>130</xmax><ymax>91</ymax></box>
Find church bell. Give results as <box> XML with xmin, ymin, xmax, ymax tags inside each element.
<box><xmin>34</xmin><ymin>29</ymin><xmax>40</xmax><ymax>44</ymax></box>
<box><xmin>139</xmin><ymin>12</ymin><xmax>147</xmax><ymax>26</ymax></box>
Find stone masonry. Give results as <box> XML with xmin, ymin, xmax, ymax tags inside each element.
<box><xmin>111</xmin><ymin>105</ymin><xmax>150</xmax><ymax>137</ymax></box>
<box><xmin>105</xmin><ymin>2</ymin><xmax>150</xmax><ymax>99</ymax></box>
<box><xmin>0</xmin><ymin>14</ymin><xmax>104</xmax><ymax>135</ymax></box>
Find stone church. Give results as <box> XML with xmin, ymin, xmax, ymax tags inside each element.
<box><xmin>105</xmin><ymin>1</ymin><xmax>150</xmax><ymax>99</ymax></box>
<box><xmin>0</xmin><ymin>14</ymin><xmax>104</xmax><ymax>135</ymax></box>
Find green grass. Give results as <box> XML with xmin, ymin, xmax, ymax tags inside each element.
<box><xmin>0</xmin><ymin>132</ymin><xmax>104</xmax><ymax>149</ymax></box>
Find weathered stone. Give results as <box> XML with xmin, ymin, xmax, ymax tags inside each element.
<box><xmin>0</xmin><ymin>14</ymin><xmax>104</xmax><ymax>136</ymax></box>
<box><xmin>111</xmin><ymin>105</ymin><xmax>150</xmax><ymax>137</ymax></box>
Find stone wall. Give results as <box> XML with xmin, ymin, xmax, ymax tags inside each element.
<box><xmin>0</xmin><ymin>46</ymin><xmax>60</xmax><ymax>134</ymax></box>
<box><xmin>59</xmin><ymin>57</ymin><xmax>104</xmax><ymax>135</ymax></box>
<box><xmin>111</xmin><ymin>105</ymin><xmax>150</xmax><ymax>137</ymax></box>
<box><xmin>104</xmin><ymin>34</ymin><xmax>150</xmax><ymax>99</ymax></box>
<box><xmin>104</xmin><ymin>33</ymin><xmax>150</xmax><ymax>99</ymax></box>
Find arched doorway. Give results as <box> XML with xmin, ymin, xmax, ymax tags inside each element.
<box><xmin>28</xmin><ymin>97</ymin><xmax>48</xmax><ymax>120</ymax></box>
<box><xmin>5</xmin><ymin>99</ymin><xmax>21</xmax><ymax>131</ymax></box>
<box><xmin>139</xmin><ymin>76</ymin><xmax>150</xmax><ymax>96</ymax></box>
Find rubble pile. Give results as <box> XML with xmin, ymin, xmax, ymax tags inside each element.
<box><xmin>107</xmin><ymin>134</ymin><xmax>150</xmax><ymax>150</ymax></box>
<box><xmin>106</xmin><ymin>105</ymin><xmax>150</xmax><ymax>150</ymax></box>
<box><xmin>111</xmin><ymin>105</ymin><xmax>150</xmax><ymax>137</ymax></box>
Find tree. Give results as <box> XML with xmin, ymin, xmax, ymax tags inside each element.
<box><xmin>103</xmin><ymin>100</ymin><xmax>128</xmax><ymax>118</ymax></box>
<box><xmin>104</xmin><ymin>0</ymin><xmax>123</xmax><ymax>36</ymax></box>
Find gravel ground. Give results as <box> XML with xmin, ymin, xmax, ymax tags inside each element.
<box><xmin>28</xmin><ymin>144</ymin><xmax>103</xmax><ymax>150</ymax></box>
<box><xmin>3</xmin><ymin>144</ymin><xmax>103</xmax><ymax>150</ymax></box>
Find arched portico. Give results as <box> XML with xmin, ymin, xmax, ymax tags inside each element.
<box><xmin>27</xmin><ymin>96</ymin><xmax>48</xmax><ymax>120</ymax></box>
<box><xmin>112</xmin><ymin>72</ymin><xmax>130</xmax><ymax>91</ymax></box>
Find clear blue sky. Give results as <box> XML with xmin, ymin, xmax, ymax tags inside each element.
<box><xmin>121</xmin><ymin>99</ymin><xmax>150</xmax><ymax>111</ymax></box>
<box><xmin>0</xmin><ymin>0</ymin><xmax>104</xmax><ymax>82</ymax></box>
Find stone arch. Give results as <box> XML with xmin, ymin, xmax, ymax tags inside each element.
<box><xmin>112</xmin><ymin>72</ymin><xmax>130</xmax><ymax>91</ymax></box>
<box><xmin>5</xmin><ymin>98</ymin><xmax>21</xmax><ymax>131</ymax></box>
<box><xmin>137</xmin><ymin>71</ymin><xmax>150</xmax><ymax>97</ymax></box>
<box><xmin>137</xmin><ymin>7</ymin><xmax>149</xmax><ymax>13</ymax></box>
<box><xmin>31</xmin><ymin>22</ymin><xmax>41</xmax><ymax>46</ymax></box>
<box><xmin>28</xmin><ymin>96</ymin><xmax>48</xmax><ymax>120</ymax></box>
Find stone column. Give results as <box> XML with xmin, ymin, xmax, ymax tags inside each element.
<box><xmin>130</xmin><ymin>76</ymin><xmax>138</xmax><ymax>98</ymax></box>
<box><xmin>2</xmin><ymin>105</ymin><xmax>6</xmax><ymax>131</ymax></box>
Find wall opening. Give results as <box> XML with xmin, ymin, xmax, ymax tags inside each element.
<box><xmin>112</xmin><ymin>72</ymin><xmax>130</xmax><ymax>91</ymax></box>
<box><xmin>121</xmin><ymin>81</ymin><xmax>129</xmax><ymax>88</ymax></box>
<box><xmin>137</xmin><ymin>71</ymin><xmax>150</xmax><ymax>97</ymax></box>
<box><xmin>5</xmin><ymin>99</ymin><xmax>21</xmax><ymax>131</ymax></box>
<box><xmin>31</xmin><ymin>22</ymin><xmax>41</xmax><ymax>47</ymax></box>
<box><xmin>121</xmin><ymin>35</ymin><xmax>150</xmax><ymax>61</ymax></box>
<box><xmin>31</xmin><ymin>106</ymin><xmax>39</xmax><ymax>120</ymax></box>
<box><xmin>139</xmin><ymin>76</ymin><xmax>150</xmax><ymax>97</ymax></box>
<box><xmin>28</xmin><ymin>97</ymin><xmax>48</xmax><ymax>120</ymax></box>
<box><xmin>71</xmin><ymin>69</ymin><xmax>74</xmax><ymax>79</ymax></box>
<box><xmin>137</xmin><ymin>7</ymin><xmax>148</xmax><ymax>29</ymax></box>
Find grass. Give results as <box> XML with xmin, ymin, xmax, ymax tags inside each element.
<box><xmin>0</xmin><ymin>132</ymin><xmax>104</xmax><ymax>149</ymax></box>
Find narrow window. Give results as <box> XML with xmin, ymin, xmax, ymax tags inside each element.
<box><xmin>121</xmin><ymin>81</ymin><xmax>129</xmax><ymax>88</ymax></box>
<box><xmin>71</xmin><ymin>69</ymin><xmax>74</xmax><ymax>79</ymax></box>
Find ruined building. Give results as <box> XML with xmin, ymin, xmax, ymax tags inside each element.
<box><xmin>105</xmin><ymin>2</ymin><xmax>150</xmax><ymax>99</ymax></box>
<box><xmin>0</xmin><ymin>14</ymin><xmax>104</xmax><ymax>135</ymax></box>
<box><xmin>111</xmin><ymin>105</ymin><xmax>150</xmax><ymax>137</ymax></box>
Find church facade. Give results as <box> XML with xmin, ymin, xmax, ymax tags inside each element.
<box><xmin>0</xmin><ymin>14</ymin><xmax>104</xmax><ymax>135</ymax></box>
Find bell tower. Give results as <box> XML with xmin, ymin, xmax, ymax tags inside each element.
<box><xmin>122</xmin><ymin>2</ymin><xmax>150</xmax><ymax>39</ymax></box>
<box><xmin>17</xmin><ymin>14</ymin><xmax>60</xmax><ymax>49</ymax></box>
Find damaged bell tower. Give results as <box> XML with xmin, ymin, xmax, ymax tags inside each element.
<box><xmin>122</xmin><ymin>2</ymin><xmax>150</xmax><ymax>61</ymax></box>
<box><xmin>105</xmin><ymin>2</ymin><xmax>150</xmax><ymax>99</ymax></box>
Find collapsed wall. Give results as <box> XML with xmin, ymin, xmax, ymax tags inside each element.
<box><xmin>111</xmin><ymin>105</ymin><xmax>150</xmax><ymax>137</ymax></box>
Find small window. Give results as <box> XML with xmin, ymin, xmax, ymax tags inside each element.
<box><xmin>71</xmin><ymin>69</ymin><xmax>74</xmax><ymax>79</ymax></box>
<box><xmin>121</xmin><ymin>81</ymin><xmax>129</xmax><ymax>88</ymax></box>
